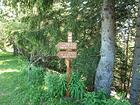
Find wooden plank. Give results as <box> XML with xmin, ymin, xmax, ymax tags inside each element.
<box><xmin>68</xmin><ymin>36</ymin><xmax>72</xmax><ymax>42</ymax></box>
<box><xmin>57</xmin><ymin>51</ymin><xmax>77</xmax><ymax>58</ymax></box>
<box><xmin>65</xmin><ymin>59</ymin><xmax>71</xmax><ymax>96</ymax></box>
<box><xmin>56</xmin><ymin>42</ymin><xmax>77</xmax><ymax>50</ymax></box>
<box><xmin>68</xmin><ymin>32</ymin><xmax>72</xmax><ymax>43</ymax></box>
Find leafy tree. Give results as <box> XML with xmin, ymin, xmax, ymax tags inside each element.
<box><xmin>130</xmin><ymin>0</ymin><xmax>140</xmax><ymax>104</ymax></box>
<box><xmin>1</xmin><ymin>0</ymin><xmax>102</xmax><ymax>88</ymax></box>
<box><xmin>113</xmin><ymin>0</ymin><xmax>136</xmax><ymax>94</ymax></box>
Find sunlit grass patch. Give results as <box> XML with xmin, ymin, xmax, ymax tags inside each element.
<box><xmin>0</xmin><ymin>53</ymin><xmax>27</xmax><ymax>70</ymax></box>
<box><xmin>0</xmin><ymin>69</ymin><xmax>20</xmax><ymax>74</ymax></box>
<box><xmin>0</xmin><ymin>72</ymin><xmax>19</xmax><ymax>104</ymax></box>
<box><xmin>0</xmin><ymin>52</ymin><xmax>27</xmax><ymax>105</ymax></box>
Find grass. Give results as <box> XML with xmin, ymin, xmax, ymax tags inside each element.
<box><xmin>0</xmin><ymin>52</ymin><xmax>27</xmax><ymax>105</ymax></box>
<box><xmin>0</xmin><ymin>52</ymin><xmax>131</xmax><ymax>105</ymax></box>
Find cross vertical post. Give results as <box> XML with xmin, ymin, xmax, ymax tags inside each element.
<box><xmin>56</xmin><ymin>31</ymin><xmax>77</xmax><ymax>97</ymax></box>
<box><xmin>65</xmin><ymin>31</ymin><xmax>72</xmax><ymax>97</ymax></box>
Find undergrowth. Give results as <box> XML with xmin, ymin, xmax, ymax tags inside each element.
<box><xmin>0</xmin><ymin>53</ymin><xmax>130</xmax><ymax>105</ymax></box>
<box><xmin>9</xmin><ymin>65</ymin><xmax>131</xmax><ymax>105</ymax></box>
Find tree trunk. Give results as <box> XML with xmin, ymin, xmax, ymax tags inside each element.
<box><xmin>13</xmin><ymin>44</ymin><xmax>18</xmax><ymax>56</ymax></box>
<box><xmin>130</xmin><ymin>1</ymin><xmax>140</xmax><ymax>105</ymax></box>
<box><xmin>94</xmin><ymin>0</ymin><xmax>115</xmax><ymax>95</ymax></box>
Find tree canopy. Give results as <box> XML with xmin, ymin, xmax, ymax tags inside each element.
<box><xmin>0</xmin><ymin>0</ymin><xmax>140</xmax><ymax>105</ymax></box>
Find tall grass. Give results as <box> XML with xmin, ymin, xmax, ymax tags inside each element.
<box><xmin>0</xmin><ymin>53</ymin><xmax>131</xmax><ymax>105</ymax></box>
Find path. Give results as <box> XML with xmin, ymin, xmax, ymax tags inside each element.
<box><xmin>0</xmin><ymin>53</ymin><xmax>23</xmax><ymax>105</ymax></box>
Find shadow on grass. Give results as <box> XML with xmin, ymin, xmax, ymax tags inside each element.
<box><xmin>0</xmin><ymin>53</ymin><xmax>24</xmax><ymax>70</ymax></box>
<box><xmin>0</xmin><ymin>52</ymin><xmax>27</xmax><ymax>105</ymax></box>
<box><xmin>0</xmin><ymin>72</ymin><xmax>21</xmax><ymax>104</ymax></box>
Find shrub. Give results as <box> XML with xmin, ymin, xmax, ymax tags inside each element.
<box><xmin>82</xmin><ymin>91</ymin><xmax>107</xmax><ymax>105</ymax></box>
<box><xmin>69</xmin><ymin>72</ymin><xmax>85</xmax><ymax>100</ymax></box>
<box><xmin>10</xmin><ymin>66</ymin><xmax>45</xmax><ymax>105</ymax></box>
<box><xmin>10</xmin><ymin>65</ymin><xmax>130</xmax><ymax>105</ymax></box>
<box><xmin>82</xmin><ymin>91</ymin><xmax>131</xmax><ymax>105</ymax></box>
<box><xmin>28</xmin><ymin>66</ymin><xmax>44</xmax><ymax>86</ymax></box>
<box><xmin>106</xmin><ymin>97</ymin><xmax>131</xmax><ymax>105</ymax></box>
<box><xmin>44</xmin><ymin>72</ymin><xmax>85</xmax><ymax>100</ymax></box>
<box><xmin>44</xmin><ymin>72</ymin><xmax>66</xmax><ymax>97</ymax></box>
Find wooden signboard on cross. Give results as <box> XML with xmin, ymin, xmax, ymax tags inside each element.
<box><xmin>56</xmin><ymin>32</ymin><xmax>77</xmax><ymax>97</ymax></box>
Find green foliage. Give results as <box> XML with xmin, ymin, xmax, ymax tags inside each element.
<box><xmin>69</xmin><ymin>72</ymin><xmax>85</xmax><ymax>99</ymax></box>
<box><xmin>59</xmin><ymin>98</ymin><xmax>81</xmax><ymax>105</ymax></box>
<box><xmin>42</xmin><ymin>97</ymin><xmax>81</xmax><ymax>105</ymax></box>
<box><xmin>72</xmin><ymin>45</ymin><xmax>100</xmax><ymax>90</ymax></box>
<box><xmin>0</xmin><ymin>0</ymin><xmax>137</xmax><ymax>104</ymax></box>
<box><xmin>82</xmin><ymin>92</ymin><xmax>130</xmax><ymax>105</ymax></box>
<box><xmin>1</xmin><ymin>0</ymin><xmax>102</xmax><ymax>70</ymax></box>
<box><xmin>10</xmin><ymin>66</ymin><xmax>45</xmax><ymax>105</ymax></box>
<box><xmin>82</xmin><ymin>91</ymin><xmax>107</xmax><ymax>105</ymax></box>
<box><xmin>106</xmin><ymin>97</ymin><xmax>131</xmax><ymax>105</ymax></box>
<box><xmin>113</xmin><ymin>0</ymin><xmax>136</xmax><ymax>91</ymax></box>
<box><xmin>0</xmin><ymin>53</ymin><xmax>27</xmax><ymax>104</ymax></box>
<box><xmin>45</xmin><ymin>72</ymin><xmax>66</xmax><ymax>97</ymax></box>
<box><xmin>45</xmin><ymin>71</ymin><xmax>85</xmax><ymax>99</ymax></box>
<box><xmin>0</xmin><ymin>53</ymin><xmax>131</xmax><ymax>105</ymax></box>
<box><xmin>28</xmin><ymin>66</ymin><xmax>44</xmax><ymax>86</ymax></box>
<box><xmin>11</xmin><ymin>85</ymin><xmax>44</xmax><ymax>105</ymax></box>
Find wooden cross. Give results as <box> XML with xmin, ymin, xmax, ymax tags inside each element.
<box><xmin>56</xmin><ymin>32</ymin><xmax>77</xmax><ymax>97</ymax></box>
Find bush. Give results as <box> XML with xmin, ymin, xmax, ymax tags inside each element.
<box><xmin>69</xmin><ymin>72</ymin><xmax>85</xmax><ymax>99</ymax></box>
<box><xmin>44</xmin><ymin>72</ymin><xmax>85</xmax><ymax>100</ymax></box>
<box><xmin>82</xmin><ymin>91</ymin><xmax>107</xmax><ymax>105</ymax></box>
<box><xmin>82</xmin><ymin>91</ymin><xmax>131</xmax><ymax>105</ymax></box>
<box><xmin>10</xmin><ymin>66</ymin><xmax>45</xmax><ymax>105</ymax></box>
<box><xmin>44</xmin><ymin>72</ymin><xmax>66</xmax><ymax>97</ymax></box>
<box><xmin>28</xmin><ymin>66</ymin><xmax>45</xmax><ymax>86</ymax></box>
<box><xmin>106</xmin><ymin>97</ymin><xmax>131</xmax><ymax>105</ymax></box>
<box><xmin>10</xmin><ymin>65</ymin><xmax>130</xmax><ymax>105</ymax></box>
